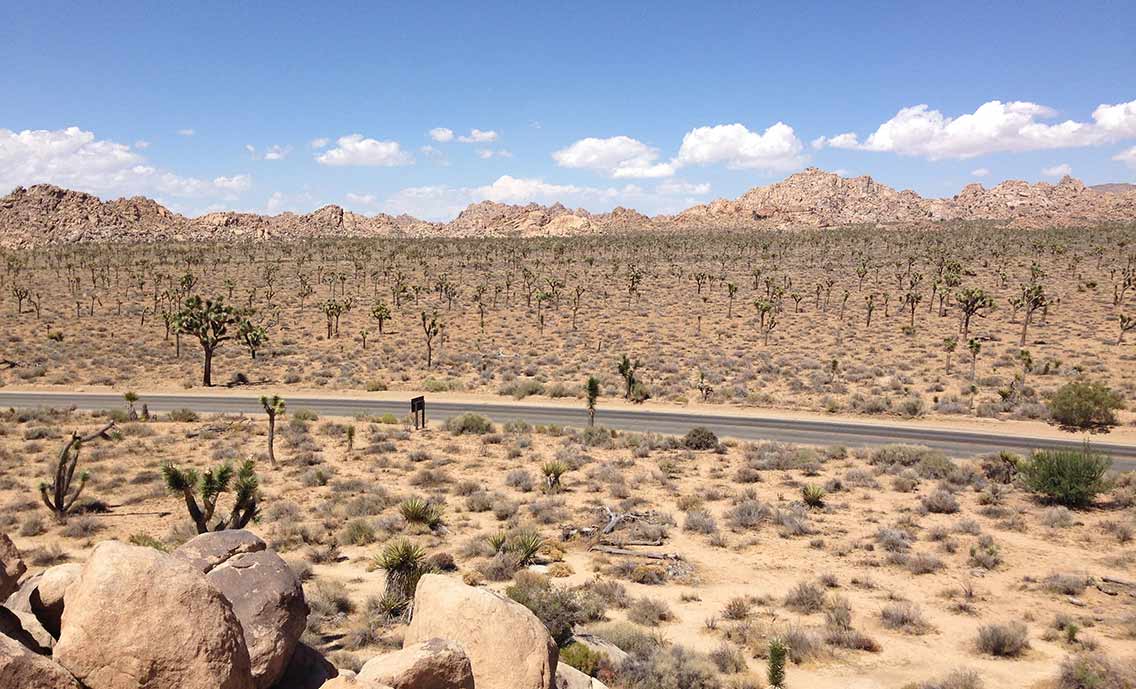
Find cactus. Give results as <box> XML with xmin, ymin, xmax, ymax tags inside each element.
<box><xmin>39</xmin><ymin>421</ymin><xmax>116</xmax><ymax>522</ymax></box>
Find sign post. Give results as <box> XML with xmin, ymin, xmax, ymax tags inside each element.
<box><xmin>410</xmin><ymin>396</ymin><xmax>426</xmax><ymax>430</ymax></box>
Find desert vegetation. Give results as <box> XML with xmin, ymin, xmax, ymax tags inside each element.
<box><xmin>2</xmin><ymin>404</ymin><xmax>1133</xmax><ymax>688</ymax></box>
<box><xmin>0</xmin><ymin>224</ymin><xmax>1133</xmax><ymax>429</ymax></box>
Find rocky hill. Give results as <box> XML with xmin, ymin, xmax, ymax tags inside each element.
<box><xmin>2</xmin><ymin>168</ymin><xmax>1134</xmax><ymax>247</ymax></box>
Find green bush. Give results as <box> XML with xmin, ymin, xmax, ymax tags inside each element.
<box><xmin>682</xmin><ymin>426</ymin><xmax>719</xmax><ymax>450</ymax></box>
<box><xmin>1020</xmin><ymin>447</ymin><xmax>1111</xmax><ymax>507</ymax></box>
<box><xmin>444</xmin><ymin>413</ymin><xmax>493</xmax><ymax>435</ymax></box>
<box><xmin>560</xmin><ymin>642</ymin><xmax>605</xmax><ymax>677</ymax></box>
<box><xmin>1048</xmin><ymin>380</ymin><xmax>1124</xmax><ymax>431</ymax></box>
<box><xmin>506</xmin><ymin>571</ymin><xmax>582</xmax><ymax>645</ymax></box>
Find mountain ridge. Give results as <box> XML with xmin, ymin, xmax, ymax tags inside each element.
<box><xmin>2</xmin><ymin>168</ymin><xmax>1134</xmax><ymax>247</ymax></box>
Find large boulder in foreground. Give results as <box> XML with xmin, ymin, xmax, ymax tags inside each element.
<box><xmin>404</xmin><ymin>574</ymin><xmax>557</xmax><ymax>689</ymax></box>
<box><xmin>54</xmin><ymin>541</ymin><xmax>254</xmax><ymax>689</ymax></box>
<box><xmin>5</xmin><ymin>563</ymin><xmax>82</xmax><ymax>638</ymax></box>
<box><xmin>0</xmin><ymin>634</ymin><xmax>81</xmax><ymax>688</ymax></box>
<box><xmin>274</xmin><ymin>642</ymin><xmax>340</xmax><ymax>689</ymax></box>
<box><xmin>174</xmin><ymin>530</ymin><xmax>307</xmax><ymax>689</ymax></box>
<box><xmin>357</xmin><ymin>638</ymin><xmax>474</xmax><ymax>688</ymax></box>
<box><xmin>556</xmin><ymin>663</ymin><xmax>608</xmax><ymax>689</ymax></box>
<box><xmin>0</xmin><ymin>534</ymin><xmax>25</xmax><ymax>600</ymax></box>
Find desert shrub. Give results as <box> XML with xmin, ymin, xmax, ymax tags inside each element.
<box><xmin>881</xmin><ymin>602</ymin><xmax>931</xmax><ymax>634</ymax></box>
<box><xmin>721</xmin><ymin>597</ymin><xmax>752</xmax><ymax>621</ymax></box>
<box><xmin>506</xmin><ymin>571</ymin><xmax>582</xmax><ymax>645</ymax></box>
<box><xmin>976</xmin><ymin>622</ymin><xmax>1029</xmax><ymax>657</ymax></box>
<box><xmin>477</xmin><ymin>551</ymin><xmax>521</xmax><ymax>581</ymax></box>
<box><xmin>684</xmin><ymin>509</ymin><xmax>718</xmax><ymax>534</ymax></box>
<box><xmin>708</xmin><ymin>643</ymin><xmax>747</xmax><ymax>673</ymax></box>
<box><xmin>338</xmin><ymin>518</ymin><xmax>376</xmax><ymax>545</ymax></box>
<box><xmin>922</xmin><ymin>489</ymin><xmax>961</xmax><ymax>514</ymax></box>
<box><xmin>725</xmin><ymin>499</ymin><xmax>772</xmax><ymax>530</ymax></box>
<box><xmin>1057</xmin><ymin>651</ymin><xmax>1136</xmax><ymax>689</ymax></box>
<box><xmin>783</xmin><ymin>581</ymin><xmax>825</xmax><ymax>613</ymax></box>
<box><xmin>968</xmin><ymin>534</ymin><xmax>1002</xmax><ymax>570</ymax></box>
<box><xmin>980</xmin><ymin>451</ymin><xmax>1023</xmax><ymax>484</ymax></box>
<box><xmin>876</xmin><ymin>527</ymin><xmax>912</xmax><ymax>552</ymax></box>
<box><xmin>871</xmin><ymin>445</ymin><xmax>945</xmax><ymax>471</ymax></box>
<box><xmin>505</xmin><ymin>469</ymin><xmax>534</xmax><ymax>492</ymax></box>
<box><xmin>1020</xmin><ymin>447</ymin><xmax>1111</xmax><ymax>507</ymax></box>
<box><xmin>627</xmin><ymin>597</ymin><xmax>675</xmax><ymax>626</ymax></box>
<box><xmin>560</xmin><ymin>642</ymin><xmax>606</xmax><ymax>677</ymax></box>
<box><xmin>167</xmin><ymin>408</ymin><xmax>199</xmax><ymax>422</ymax></box>
<box><xmin>587</xmin><ymin>621</ymin><xmax>661</xmax><ymax>658</ymax></box>
<box><xmin>802</xmin><ymin>484</ymin><xmax>826</xmax><ymax>508</ymax></box>
<box><xmin>911</xmin><ymin>669</ymin><xmax>984</xmax><ymax>689</ymax></box>
<box><xmin>618</xmin><ymin>644</ymin><xmax>720</xmax><ymax>689</ymax></box>
<box><xmin>1043</xmin><ymin>573</ymin><xmax>1091</xmax><ymax>596</ymax></box>
<box><xmin>398</xmin><ymin>497</ymin><xmax>444</xmax><ymax>529</ymax></box>
<box><xmin>906</xmin><ymin>552</ymin><xmax>945</xmax><ymax>574</ymax></box>
<box><xmin>444</xmin><ymin>413</ymin><xmax>493</xmax><ymax>435</ymax></box>
<box><xmin>1047</xmin><ymin>380</ymin><xmax>1124</xmax><ymax>431</ymax></box>
<box><xmin>683</xmin><ymin>426</ymin><xmax>719</xmax><ymax>450</ymax></box>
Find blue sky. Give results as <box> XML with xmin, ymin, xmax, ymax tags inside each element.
<box><xmin>1</xmin><ymin>1</ymin><xmax>1134</xmax><ymax>219</ymax></box>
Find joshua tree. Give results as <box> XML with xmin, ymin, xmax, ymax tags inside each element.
<box><xmin>162</xmin><ymin>459</ymin><xmax>260</xmax><ymax>534</ymax></box>
<box><xmin>943</xmin><ymin>336</ymin><xmax>958</xmax><ymax>374</ymax></box>
<box><xmin>260</xmin><ymin>394</ymin><xmax>285</xmax><ymax>466</ymax></box>
<box><xmin>321</xmin><ymin>297</ymin><xmax>352</xmax><ymax>338</ymax></box>
<box><xmin>40</xmin><ymin>421</ymin><xmax>116</xmax><ymax>522</ymax></box>
<box><xmin>617</xmin><ymin>354</ymin><xmax>639</xmax><ymax>400</ymax></box>
<box><xmin>174</xmin><ymin>295</ymin><xmax>256</xmax><ymax>386</ymax></box>
<box><xmin>123</xmin><ymin>391</ymin><xmax>139</xmax><ymax>420</ymax></box>
<box><xmin>1010</xmin><ymin>282</ymin><xmax>1048</xmax><ymax>346</ymax></box>
<box><xmin>238</xmin><ymin>319</ymin><xmax>267</xmax><ymax>359</ymax></box>
<box><xmin>373</xmin><ymin>539</ymin><xmax>433</xmax><ymax>613</ymax></box>
<box><xmin>421</xmin><ymin>310</ymin><xmax>441</xmax><ymax>368</ymax></box>
<box><xmin>1117</xmin><ymin>314</ymin><xmax>1135</xmax><ymax>344</ymax></box>
<box><xmin>585</xmin><ymin>376</ymin><xmax>600</xmax><ymax>427</ymax></box>
<box><xmin>726</xmin><ymin>282</ymin><xmax>738</xmax><ymax>318</ymax></box>
<box><xmin>371</xmin><ymin>301</ymin><xmax>391</xmax><ymax>334</ymax></box>
<box><xmin>768</xmin><ymin>637</ymin><xmax>787</xmax><ymax>689</ymax></box>
<box><xmin>967</xmin><ymin>338</ymin><xmax>981</xmax><ymax>381</ymax></box>
<box><xmin>955</xmin><ymin>287</ymin><xmax>995</xmax><ymax>340</ymax></box>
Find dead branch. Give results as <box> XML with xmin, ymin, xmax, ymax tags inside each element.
<box><xmin>589</xmin><ymin>545</ymin><xmax>683</xmax><ymax>560</ymax></box>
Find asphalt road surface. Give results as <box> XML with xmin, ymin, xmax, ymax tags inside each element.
<box><xmin>1</xmin><ymin>391</ymin><xmax>1133</xmax><ymax>468</ymax></box>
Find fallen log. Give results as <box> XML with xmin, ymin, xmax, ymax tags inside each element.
<box><xmin>589</xmin><ymin>545</ymin><xmax>682</xmax><ymax>560</ymax></box>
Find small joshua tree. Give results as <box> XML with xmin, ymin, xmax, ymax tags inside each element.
<box><xmin>617</xmin><ymin>354</ymin><xmax>639</xmax><ymax>400</ymax></box>
<box><xmin>260</xmin><ymin>394</ymin><xmax>285</xmax><ymax>466</ymax></box>
<box><xmin>421</xmin><ymin>310</ymin><xmax>441</xmax><ymax>368</ymax></box>
<box><xmin>40</xmin><ymin>421</ymin><xmax>116</xmax><ymax>522</ymax></box>
<box><xmin>585</xmin><ymin>375</ymin><xmax>600</xmax><ymax>427</ymax></box>
<box><xmin>162</xmin><ymin>459</ymin><xmax>260</xmax><ymax>534</ymax></box>
<box><xmin>768</xmin><ymin>637</ymin><xmax>787</xmax><ymax>688</ymax></box>
<box><xmin>371</xmin><ymin>301</ymin><xmax>391</xmax><ymax>335</ymax></box>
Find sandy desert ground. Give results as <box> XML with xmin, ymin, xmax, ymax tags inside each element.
<box><xmin>2</xmin><ymin>404</ymin><xmax>1133</xmax><ymax>688</ymax></box>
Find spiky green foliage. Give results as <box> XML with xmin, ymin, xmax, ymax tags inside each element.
<box><xmin>768</xmin><ymin>637</ymin><xmax>787</xmax><ymax>688</ymax></box>
<box><xmin>399</xmin><ymin>497</ymin><xmax>444</xmax><ymax>529</ymax></box>
<box><xmin>373</xmin><ymin>539</ymin><xmax>433</xmax><ymax>611</ymax></box>
<box><xmin>802</xmin><ymin>484</ymin><xmax>826</xmax><ymax>508</ymax></box>
<box><xmin>541</xmin><ymin>461</ymin><xmax>569</xmax><ymax>493</ymax></box>
<box><xmin>507</xmin><ymin>528</ymin><xmax>545</xmax><ymax>565</ymax></box>
<box><xmin>162</xmin><ymin>459</ymin><xmax>260</xmax><ymax>534</ymax></box>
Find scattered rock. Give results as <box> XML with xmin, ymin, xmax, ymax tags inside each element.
<box><xmin>0</xmin><ymin>633</ymin><xmax>82</xmax><ymax>688</ymax></box>
<box><xmin>569</xmin><ymin>633</ymin><xmax>629</xmax><ymax>666</ymax></box>
<box><xmin>1</xmin><ymin>605</ymin><xmax>49</xmax><ymax>654</ymax></box>
<box><xmin>174</xmin><ymin>530</ymin><xmax>307</xmax><ymax>689</ymax></box>
<box><xmin>357</xmin><ymin>638</ymin><xmax>474</xmax><ymax>689</ymax></box>
<box><xmin>556</xmin><ymin>663</ymin><xmax>608</xmax><ymax>689</ymax></box>
<box><xmin>0</xmin><ymin>534</ymin><xmax>25</xmax><ymax>600</ymax></box>
<box><xmin>405</xmin><ymin>574</ymin><xmax>557</xmax><ymax>689</ymax></box>
<box><xmin>54</xmin><ymin>541</ymin><xmax>254</xmax><ymax>689</ymax></box>
<box><xmin>273</xmin><ymin>642</ymin><xmax>340</xmax><ymax>689</ymax></box>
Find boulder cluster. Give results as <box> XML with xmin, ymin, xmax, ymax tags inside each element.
<box><xmin>1</xmin><ymin>531</ymin><xmax>604</xmax><ymax>689</ymax></box>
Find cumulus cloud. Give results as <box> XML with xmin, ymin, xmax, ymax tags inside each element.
<box><xmin>971</xmin><ymin>168</ymin><xmax>991</xmax><ymax>177</ymax></box>
<box><xmin>458</xmin><ymin>129</ymin><xmax>498</xmax><ymax>143</ymax></box>
<box><xmin>552</xmin><ymin>136</ymin><xmax>676</xmax><ymax>178</ymax></box>
<box><xmin>264</xmin><ymin>144</ymin><xmax>292</xmax><ymax>161</ymax></box>
<box><xmin>315</xmin><ymin>134</ymin><xmax>414</xmax><ymax>166</ymax></box>
<box><xmin>0</xmin><ymin>126</ymin><xmax>250</xmax><ymax>201</ymax></box>
<box><xmin>1042</xmin><ymin>163</ymin><xmax>1073</xmax><ymax>177</ymax></box>
<box><xmin>675</xmin><ymin>122</ymin><xmax>806</xmax><ymax>171</ymax></box>
<box><xmin>345</xmin><ymin>192</ymin><xmax>378</xmax><ymax>207</ymax></box>
<box><xmin>264</xmin><ymin>189</ymin><xmax>316</xmax><ymax>214</ymax></box>
<box><xmin>817</xmin><ymin>99</ymin><xmax>1136</xmax><ymax>159</ymax></box>
<box><xmin>310</xmin><ymin>137</ymin><xmax>330</xmax><ymax>149</ymax></box>
<box><xmin>1114</xmin><ymin>145</ymin><xmax>1136</xmax><ymax>169</ymax></box>
<box><xmin>429</xmin><ymin>127</ymin><xmax>454</xmax><ymax>143</ymax></box>
<box><xmin>656</xmin><ymin>179</ymin><xmax>711</xmax><ymax>196</ymax></box>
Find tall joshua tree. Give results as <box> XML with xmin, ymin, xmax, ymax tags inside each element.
<box><xmin>162</xmin><ymin>459</ymin><xmax>260</xmax><ymax>534</ymax></box>
<box><xmin>955</xmin><ymin>287</ymin><xmax>995</xmax><ymax>340</ymax></box>
<box><xmin>585</xmin><ymin>376</ymin><xmax>600</xmax><ymax>427</ymax></box>
<box><xmin>617</xmin><ymin>355</ymin><xmax>639</xmax><ymax>400</ymax></box>
<box><xmin>421</xmin><ymin>310</ymin><xmax>441</xmax><ymax>368</ymax></box>
<box><xmin>371</xmin><ymin>301</ymin><xmax>391</xmax><ymax>335</ymax></box>
<box><xmin>260</xmin><ymin>395</ymin><xmax>285</xmax><ymax>466</ymax></box>
<box><xmin>174</xmin><ymin>296</ymin><xmax>256</xmax><ymax>386</ymax></box>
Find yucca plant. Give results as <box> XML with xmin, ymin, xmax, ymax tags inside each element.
<box><xmin>372</xmin><ymin>539</ymin><xmax>434</xmax><ymax>611</ymax></box>
<box><xmin>486</xmin><ymin>531</ymin><xmax>509</xmax><ymax>553</ymax></box>
<box><xmin>399</xmin><ymin>497</ymin><xmax>444</xmax><ymax>530</ymax></box>
<box><xmin>162</xmin><ymin>459</ymin><xmax>259</xmax><ymax>534</ymax></box>
<box><xmin>802</xmin><ymin>484</ymin><xmax>826</xmax><ymax>508</ymax></box>
<box><xmin>541</xmin><ymin>461</ymin><xmax>569</xmax><ymax>493</ymax></box>
<box><xmin>507</xmin><ymin>528</ymin><xmax>545</xmax><ymax>565</ymax></box>
<box><xmin>768</xmin><ymin>636</ymin><xmax>787</xmax><ymax>688</ymax></box>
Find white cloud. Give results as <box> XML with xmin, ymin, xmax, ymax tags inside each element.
<box><xmin>458</xmin><ymin>129</ymin><xmax>498</xmax><ymax>143</ymax></box>
<box><xmin>1113</xmin><ymin>145</ymin><xmax>1136</xmax><ymax>169</ymax></box>
<box><xmin>315</xmin><ymin>134</ymin><xmax>414</xmax><ymax>167</ymax></box>
<box><xmin>1042</xmin><ymin>163</ymin><xmax>1072</xmax><ymax>177</ymax></box>
<box><xmin>477</xmin><ymin>148</ymin><xmax>513</xmax><ymax>159</ymax></box>
<box><xmin>310</xmin><ymin>137</ymin><xmax>330</xmax><ymax>149</ymax></box>
<box><xmin>0</xmin><ymin>126</ymin><xmax>250</xmax><ymax>202</ymax></box>
<box><xmin>552</xmin><ymin>136</ymin><xmax>676</xmax><ymax>178</ymax></box>
<box><xmin>245</xmin><ymin>144</ymin><xmax>257</xmax><ymax>156</ymax></box>
<box><xmin>971</xmin><ymin>167</ymin><xmax>990</xmax><ymax>177</ymax></box>
<box><xmin>177</xmin><ymin>128</ymin><xmax>195</xmax><ymax>137</ymax></box>
<box><xmin>345</xmin><ymin>192</ymin><xmax>378</xmax><ymax>206</ymax></box>
<box><xmin>675</xmin><ymin>122</ymin><xmax>806</xmax><ymax>171</ymax></box>
<box><xmin>264</xmin><ymin>190</ymin><xmax>315</xmax><ymax>214</ymax></box>
<box><xmin>263</xmin><ymin>144</ymin><xmax>292</xmax><ymax>161</ymax></box>
<box><xmin>429</xmin><ymin>127</ymin><xmax>454</xmax><ymax>143</ymax></box>
<box><xmin>818</xmin><ymin>99</ymin><xmax>1136</xmax><ymax>160</ymax></box>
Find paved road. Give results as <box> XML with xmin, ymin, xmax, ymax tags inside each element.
<box><xmin>1</xmin><ymin>391</ymin><xmax>1133</xmax><ymax>467</ymax></box>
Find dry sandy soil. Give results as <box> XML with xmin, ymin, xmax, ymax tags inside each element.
<box><xmin>2</xmin><ymin>406</ymin><xmax>1134</xmax><ymax>688</ymax></box>
<box><xmin>1</xmin><ymin>225</ymin><xmax>1134</xmax><ymax>429</ymax></box>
